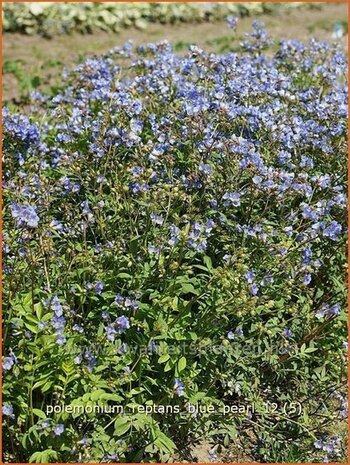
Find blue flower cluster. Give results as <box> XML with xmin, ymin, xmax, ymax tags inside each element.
<box><xmin>2</xmin><ymin>21</ymin><xmax>347</xmax><ymax>463</ymax></box>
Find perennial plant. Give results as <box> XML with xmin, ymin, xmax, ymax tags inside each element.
<box><xmin>2</xmin><ymin>21</ymin><xmax>348</xmax><ymax>463</ymax></box>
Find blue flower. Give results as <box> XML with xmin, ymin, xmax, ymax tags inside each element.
<box><xmin>199</xmin><ymin>162</ymin><xmax>213</xmax><ymax>176</ymax></box>
<box><xmin>124</xmin><ymin>297</ymin><xmax>138</xmax><ymax>310</ymax></box>
<box><xmin>169</xmin><ymin>224</ymin><xmax>180</xmax><ymax>246</ymax></box>
<box><xmin>50</xmin><ymin>295</ymin><xmax>63</xmax><ymax>317</ymax></box>
<box><xmin>3</xmin><ymin>356</ymin><xmax>15</xmax><ymax>371</ymax></box>
<box><xmin>315</xmin><ymin>306</ymin><xmax>326</xmax><ymax>319</ymax></box>
<box><xmin>116</xmin><ymin>315</ymin><xmax>130</xmax><ymax>330</ymax></box>
<box><xmin>150</xmin><ymin>213</ymin><xmax>164</xmax><ymax>226</ymax></box>
<box><xmin>96</xmin><ymin>175</ymin><xmax>106</xmax><ymax>184</ymax></box>
<box><xmin>235</xmin><ymin>327</ymin><xmax>244</xmax><ymax>337</ymax></box>
<box><xmin>114</xmin><ymin>294</ymin><xmax>124</xmax><ymax>305</ymax></box>
<box><xmin>3</xmin><ymin>109</ymin><xmax>40</xmax><ymax>145</ymax></box>
<box><xmin>222</xmin><ymin>191</ymin><xmax>241</xmax><ymax>207</ymax></box>
<box><xmin>73</xmin><ymin>324</ymin><xmax>84</xmax><ymax>333</ymax></box>
<box><xmin>119</xmin><ymin>342</ymin><xmax>128</xmax><ymax>354</ymax></box>
<box><xmin>10</xmin><ymin>203</ymin><xmax>39</xmax><ymax>228</ymax></box>
<box><xmin>106</xmin><ymin>324</ymin><xmax>117</xmax><ymax>342</ymax></box>
<box><xmin>148</xmin><ymin>341</ymin><xmax>158</xmax><ymax>353</ymax></box>
<box><xmin>130</xmin><ymin>166</ymin><xmax>143</xmax><ymax>176</ymax></box>
<box><xmin>314</xmin><ymin>439</ymin><xmax>323</xmax><ymax>449</ymax></box>
<box><xmin>283</xmin><ymin>328</ymin><xmax>293</xmax><ymax>338</ymax></box>
<box><xmin>104</xmin><ymin>454</ymin><xmax>119</xmax><ymax>460</ymax></box>
<box><xmin>302</xmin><ymin>247</ymin><xmax>312</xmax><ymax>264</ymax></box>
<box><xmin>2</xmin><ymin>357</ymin><xmax>13</xmax><ymax>370</ymax></box>
<box><xmin>50</xmin><ymin>219</ymin><xmax>63</xmax><ymax>231</ymax></box>
<box><xmin>174</xmin><ymin>378</ymin><xmax>185</xmax><ymax>396</ymax></box>
<box><xmin>148</xmin><ymin>244</ymin><xmax>162</xmax><ymax>257</ymax></box>
<box><xmin>56</xmin><ymin>334</ymin><xmax>67</xmax><ymax>346</ymax></box>
<box><xmin>51</xmin><ymin>314</ymin><xmax>65</xmax><ymax>332</ymax></box>
<box><xmin>228</xmin><ymin>327</ymin><xmax>243</xmax><ymax>339</ymax></box>
<box><xmin>252</xmin><ymin>175</ymin><xmax>262</xmax><ymax>185</ymax></box>
<box><xmin>2</xmin><ymin>404</ymin><xmax>14</xmax><ymax>417</ymax></box>
<box><xmin>53</xmin><ymin>423</ymin><xmax>65</xmax><ymax>436</ymax></box>
<box><xmin>327</xmin><ymin>303</ymin><xmax>340</xmax><ymax>316</ymax></box>
<box><xmin>40</xmin><ymin>419</ymin><xmax>51</xmax><ymax>429</ymax></box>
<box><xmin>301</xmin><ymin>203</ymin><xmax>318</xmax><ymax>221</ymax></box>
<box><xmin>250</xmin><ymin>283</ymin><xmax>259</xmax><ymax>296</ymax></box>
<box><xmin>245</xmin><ymin>270</ymin><xmax>255</xmax><ymax>284</ymax></box>
<box><xmin>226</xmin><ymin>15</ymin><xmax>238</xmax><ymax>30</ymax></box>
<box><xmin>323</xmin><ymin>221</ymin><xmax>342</xmax><ymax>241</ymax></box>
<box><xmin>95</xmin><ymin>282</ymin><xmax>104</xmax><ymax>295</ymax></box>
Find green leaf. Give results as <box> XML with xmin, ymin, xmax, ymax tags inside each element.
<box><xmin>158</xmin><ymin>354</ymin><xmax>170</xmax><ymax>364</ymax></box>
<box><xmin>100</xmin><ymin>393</ymin><xmax>123</xmax><ymax>402</ymax></box>
<box><xmin>29</xmin><ymin>452</ymin><xmax>41</xmax><ymax>463</ymax></box>
<box><xmin>23</xmin><ymin>322</ymin><xmax>39</xmax><ymax>334</ymax></box>
<box><xmin>91</xmin><ymin>389</ymin><xmax>105</xmax><ymax>401</ymax></box>
<box><xmin>34</xmin><ymin>302</ymin><xmax>43</xmax><ymax>319</ymax></box>
<box><xmin>62</xmin><ymin>361</ymin><xmax>75</xmax><ymax>375</ymax></box>
<box><xmin>304</xmin><ymin>347</ymin><xmax>318</xmax><ymax>354</ymax></box>
<box><xmin>177</xmin><ymin>356</ymin><xmax>187</xmax><ymax>373</ymax></box>
<box><xmin>114</xmin><ymin>416</ymin><xmax>131</xmax><ymax>436</ymax></box>
<box><xmin>129</xmin><ymin>236</ymin><xmax>139</xmax><ymax>255</ymax></box>
<box><xmin>203</xmin><ymin>255</ymin><xmax>213</xmax><ymax>271</ymax></box>
<box><xmin>154</xmin><ymin>431</ymin><xmax>176</xmax><ymax>452</ymax></box>
<box><xmin>180</xmin><ymin>283</ymin><xmax>199</xmax><ymax>295</ymax></box>
<box><xmin>116</xmin><ymin>273</ymin><xmax>132</xmax><ymax>280</ymax></box>
<box><xmin>32</xmin><ymin>408</ymin><xmax>47</xmax><ymax>419</ymax></box>
<box><xmin>29</xmin><ymin>450</ymin><xmax>57</xmax><ymax>463</ymax></box>
<box><xmin>164</xmin><ymin>360</ymin><xmax>173</xmax><ymax>372</ymax></box>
